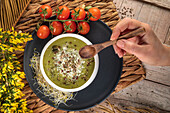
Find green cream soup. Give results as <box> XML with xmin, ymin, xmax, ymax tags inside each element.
<box><xmin>43</xmin><ymin>37</ymin><xmax>95</xmax><ymax>89</ymax></box>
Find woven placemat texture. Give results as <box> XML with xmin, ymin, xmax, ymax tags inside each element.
<box><xmin>0</xmin><ymin>0</ymin><xmax>31</xmax><ymax>31</ymax></box>
<box><xmin>14</xmin><ymin>0</ymin><xmax>146</xmax><ymax>112</ymax></box>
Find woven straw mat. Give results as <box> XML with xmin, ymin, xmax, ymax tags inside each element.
<box><xmin>14</xmin><ymin>0</ymin><xmax>146</xmax><ymax>112</ymax></box>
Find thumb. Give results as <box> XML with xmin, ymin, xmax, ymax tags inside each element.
<box><xmin>116</xmin><ymin>39</ymin><xmax>144</xmax><ymax>55</ymax></box>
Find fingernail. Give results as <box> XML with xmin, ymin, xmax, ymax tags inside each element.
<box><xmin>115</xmin><ymin>51</ymin><xmax>118</xmax><ymax>54</ymax></box>
<box><xmin>117</xmin><ymin>40</ymin><xmax>125</xmax><ymax>48</ymax></box>
<box><xmin>114</xmin><ymin>49</ymin><xmax>118</xmax><ymax>54</ymax></box>
<box><xmin>117</xmin><ymin>53</ymin><xmax>121</xmax><ymax>58</ymax></box>
<box><xmin>119</xmin><ymin>55</ymin><xmax>122</xmax><ymax>58</ymax></box>
<box><xmin>110</xmin><ymin>34</ymin><xmax>116</xmax><ymax>40</ymax></box>
<box><xmin>118</xmin><ymin>54</ymin><xmax>123</xmax><ymax>58</ymax></box>
<box><xmin>123</xmin><ymin>51</ymin><xmax>126</xmax><ymax>55</ymax></box>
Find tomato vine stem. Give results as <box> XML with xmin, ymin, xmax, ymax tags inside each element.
<box><xmin>44</xmin><ymin>19</ymin><xmax>89</xmax><ymax>22</ymax></box>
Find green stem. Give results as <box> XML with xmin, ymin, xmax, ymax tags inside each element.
<box><xmin>44</xmin><ymin>19</ymin><xmax>89</xmax><ymax>23</ymax></box>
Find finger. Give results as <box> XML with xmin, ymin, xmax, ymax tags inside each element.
<box><xmin>113</xmin><ymin>44</ymin><xmax>119</xmax><ymax>54</ymax></box>
<box><xmin>114</xmin><ymin>44</ymin><xmax>126</xmax><ymax>56</ymax></box>
<box><xmin>110</xmin><ymin>18</ymin><xmax>144</xmax><ymax>40</ymax></box>
<box><xmin>116</xmin><ymin>39</ymin><xmax>143</xmax><ymax>55</ymax></box>
<box><xmin>116</xmin><ymin>18</ymin><xmax>143</xmax><ymax>31</ymax></box>
<box><xmin>114</xmin><ymin>43</ymin><xmax>126</xmax><ymax>57</ymax></box>
<box><xmin>110</xmin><ymin>27</ymin><xmax>120</xmax><ymax>40</ymax></box>
<box><xmin>118</xmin><ymin>50</ymin><xmax>124</xmax><ymax>58</ymax></box>
<box><xmin>123</xmin><ymin>50</ymin><xmax>126</xmax><ymax>55</ymax></box>
<box><xmin>127</xmin><ymin>36</ymin><xmax>140</xmax><ymax>43</ymax></box>
<box><xmin>113</xmin><ymin>44</ymin><xmax>124</xmax><ymax>57</ymax></box>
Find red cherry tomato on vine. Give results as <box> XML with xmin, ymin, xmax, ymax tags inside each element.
<box><xmin>71</xmin><ymin>8</ymin><xmax>86</xmax><ymax>20</ymax></box>
<box><xmin>56</xmin><ymin>6</ymin><xmax>70</xmax><ymax>20</ymax></box>
<box><xmin>37</xmin><ymin>25</ymin><xmax>50</xmax><ymax>39</ymax></box>
<box><xmin>63</xmin><ymin>21</ymin><xmax>76</xmax><ymax>33</ymax></box>
<box><xmin>51</xmin><ymin>21</ymin><xmax>63</xmax><ymax>36</ymax></box>
<box><xmin>88</xmin><ymin>7</ymin><xmax>101</xmax><ymax>21</ymax></box>
<box><xmin>78</xmin><ymin>22</ymin><xmax>90</xmax><ymax>35</ymax></box>
<box><xmin>39</xmin><ymin>5</ymin><xmax>52</xmax><ymax>19</ymax></box>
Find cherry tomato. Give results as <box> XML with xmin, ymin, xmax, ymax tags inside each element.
<box><xmin>51</xmin><ymin>21</ymin><xmax>63</xmax><ymax>36</ymax></box>
<box><xmin>37</xmin><ymin>25</ymin><xmax>50</xmax><ymax>39</ymax></box>
<box><xmin>88</xmin><ymin>7</ymin><xmax>101</xmax><ymax>21</ymax></box>
<box><xmin>71</xmin><ymin>8</ymin><xmax>86</xmax><ymax>20</ymax></box>
<box><xmin>63</xmin><ymin>21</ymin><xmax>76</xmax><ymax>33</ymax></box>
<box><xmin>39</xmin><ymin>5</ymin><xmax>52</xmax><ymax>19</ymax></box>
<box><xmin>78</xmin><ymin>22</ymin><xmax>90</xmax><ymax>35</ymax></box>
<box><xmin>56</xmin><ymin>6</ymin><xmax>70</xmax><ymax>20</ymax></box>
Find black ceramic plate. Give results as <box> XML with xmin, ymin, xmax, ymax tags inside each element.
<box><xmin>24</xmin><ymin>19</ymin><xmax>123</xmax><ymax>111</ymax></box>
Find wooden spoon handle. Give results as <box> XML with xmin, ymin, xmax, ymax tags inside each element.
<box><xmin>93</xmin><ymin>27</ymin><xmax>145</xmax><ymax>53</ymax></box>
<box><xmin>102</xmin><ymin>27</ymin><xmax>145</xmax><ymax>46</ymax></box>
<box><xmin>94</xmin><ymin>40</ymin><xmax>116</xmax><ymax>53</ymax></box>
<box><xmin>118</xmin><ymin>27</ymin><xmax>145</xmax><ymax>40</ymax></box>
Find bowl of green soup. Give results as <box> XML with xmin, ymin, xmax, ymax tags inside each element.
<box><xmin>40</xmin><ymin>33</ymin><xmax>99</xmax><ymax>92</ymax></box>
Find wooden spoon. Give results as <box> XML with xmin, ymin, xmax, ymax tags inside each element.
<box><xmin>79</xmin><ymin>27</ymin><xmax>145</xmax><ymax>59</ymax></box>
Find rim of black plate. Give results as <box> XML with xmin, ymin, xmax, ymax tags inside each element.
<box><xmin>23</xmin><ymin>18</ymin><xmax>123</xmax><ymax>111</ymax></box>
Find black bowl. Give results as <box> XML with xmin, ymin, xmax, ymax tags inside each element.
<box><xmin>23</xmin><ymin>18</ymin><xmax>123</xmax><ymax>111</ymax></box>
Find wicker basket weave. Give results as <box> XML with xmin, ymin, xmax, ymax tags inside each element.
<box><xmin>0</xmin><ymin>0</ymin><xmax>31</xmax><ymax>30</ymax></box>
<box><xmin>13</xmin><ymin>0</ymin><xmax>146</xmax><ymax>112</ymax></box>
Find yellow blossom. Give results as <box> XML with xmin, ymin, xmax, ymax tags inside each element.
<box><xmin>3</xmin><ymin>74</ymin><xmax>7</xmax><ymax>77</ymax></box>
<box><xmin>0</xmin><ymin>89</ymin><xmax>3</xmax><ymax>93</ymax></box>
<box><xmin>7</xmin><ymin>31</ymin><xmax>11</xmax><ymax>34</ymax></box>
<box><xmin>7</xmin><ymin>61</ymin><xmax>14</xmax><ymax>70</ymax></box>
<box><xmin>20</xmin><ymin>83</ymin><xmax>25</xmax><ymax>88</ymax></box>
<box><xmin>2</xmin><ymin>64</ymin><xmax>7</xmax><ymax>73</ymax></box>
<box><xmin>11</xmin><ymin>36</ymin><xmax>14</xmax><ymax>38</ymax></box>
<box><xmin>11</xmin><ymin>80</ymin><xmax>15</xmax><ymax>85</ymax></box>
<box><xmin>12</xmin><ymin>74</ymin><xmax>18</xmax><ymax>79</ymax></box>
<box><xmin>2</xmin><ymin>85</ymin><xmax>6</xmax><ymax>91</ymax></box>
<box><xmin>11</xmin><ymin>102</ymin><xmax>19</xmax><ymax>108</ymax></box>
<box><xmin>19</xmin><ymin>72</ymin><xmax>26</xmax><ymax>79</ymax></box>
<box><xmin>1</xmin><ymin>108</ymin><xmax>5</xmax><ymax>112</ymax></box>
<box><xmin>18</xmin><ymin>110</ymin><xmax>22</xmax><ymax>112</ymax></box>
<box><xmin>16</xmin><ymin>71</ymin><xmax>21</xmax><ymax>74</ymax></box>
<box><xmin>0</xmin><ymin>46</ymin><xmax>5</xmax><ymax>51</ymax></box>
<box><xmin>14</xmin><ymin>61</ymin><xmax>20</xmax><ymax>65</ymax></box>
<box><xmin>28</xmin><ymin>35</ymin><xmax>32</xmax><ymax>37</ymax></box>
<box><xmin>11</xmin><ymin>106</ymin><xmax>17</xmax><ymax>111</ymax></box>
<box><xmin>0</xmin><ymin>28</ymin><xmax>33</xmax><ymax>112</ymax></box>
<box><xmin>1</xmin><ymin>58</ymin><xmax>5</xmax><ymax>61</ymax></box>
<box><xmin>20</xmin><ymin>33</ymin><xmax>24</xmax><ymax>36</ymax></box>
<box><xmin>22</xmin><ymin>106</ymin><xmax>27</xmax><ymax>111</ymax></box>
<box><xmin>12</xmin><ymin>27</ymin><xmax>14</xmax><ymax>31</ymax></box>
<box><xmin>17</xmin><ymin>67</ymin><xmax>21</xmax><ymax>70</ymax></box>
<box><xmin>12</xmin><ymin>54</ymin><xmax>16</xmax><ymax>57</ymax></box>
<box><xmin>14</xmin><ymin>31</ymin><xmax>17</xmax><ymax>36</ymax></box>
<box><xmin>2</xmin><ymin>103</ymin><xmax>10</xmax><ymax>107</ymax></box>
<box><xmin>2</xmin><ymin>31</ymin><xmax>6</xmax><ymax>34</ymax></box>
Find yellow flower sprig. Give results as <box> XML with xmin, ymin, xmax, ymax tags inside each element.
<box><xmin>0</xmin><ymin>28</ymin><xmax>33</xmax><ymax>113</ymax></box>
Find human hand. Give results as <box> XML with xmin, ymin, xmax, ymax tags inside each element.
<box><xmin>110</xmin><ymin>18</ymin><xmax>170</xmax><ymax>66</ymax></box>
